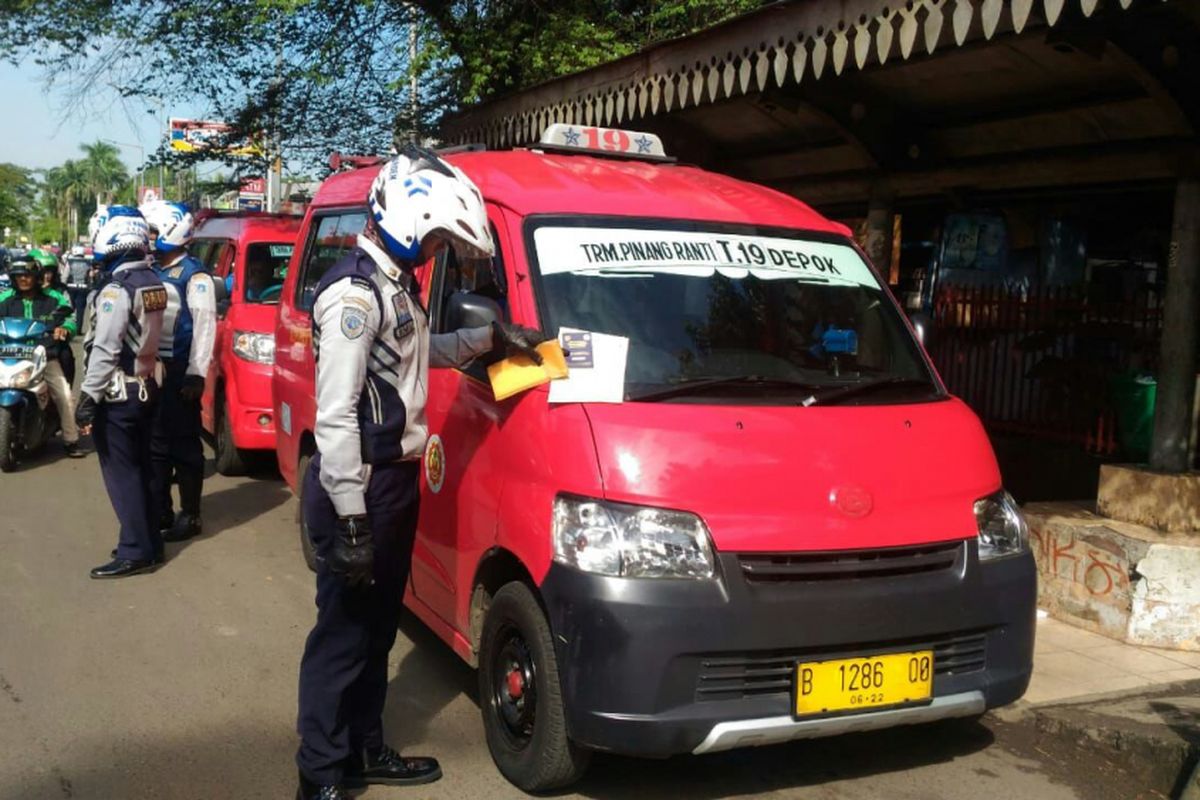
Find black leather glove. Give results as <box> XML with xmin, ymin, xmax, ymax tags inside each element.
<box><xmin>329</xmin><ymin>514</ymin><xmax>374</xmax><ymax>588</ymax></box>
<box><xmin>179</xmin><ymin>374</ymin><xmax>206</xmax><ymax>401</ymax></box>
<box><xmin>75</xmin><ymin>394</ymin><xmax>98</xmax><ymax>429</ymax></box>
<box><xmin>492</xmin><ymin>321</ymin><xmax>548</xmax><ymax>365</ymax></box>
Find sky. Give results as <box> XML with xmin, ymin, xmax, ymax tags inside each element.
<box><xmin>0</xmin><ymin>59</ymin><xmax>206</xmax><ymax>175</ymax></box>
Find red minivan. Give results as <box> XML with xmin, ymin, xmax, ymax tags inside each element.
<box><xmin>273</xmin><ymin>128</ymin><xmax>1035</xmax><ymax>791</ymax></box>
<box><xmin>192</xmin><ymin>211</ymin><xmax>301</xmax><ymax>474</ymax></box>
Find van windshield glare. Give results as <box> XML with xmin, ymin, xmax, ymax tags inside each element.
<box><xmin>529</xmin><ymin>221</ymin><xmax>938</xmax><ymax>404</ymax></box>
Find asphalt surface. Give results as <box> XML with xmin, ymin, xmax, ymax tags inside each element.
<box><xmin>0</xmin><ymin>439</ymin><xmax>1165</xmax><ymax>800</ymax></box>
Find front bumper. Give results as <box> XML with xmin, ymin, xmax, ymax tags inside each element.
<box><xmin>539</xmin><ymin>543</ymin><xmax>1035</xmax><ymax>758</ymax></box>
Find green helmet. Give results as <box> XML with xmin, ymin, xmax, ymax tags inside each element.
<box><xmin>27</xmin><ymin>248</ymin><xmax>57</xmax><ymax>269</ymax></box>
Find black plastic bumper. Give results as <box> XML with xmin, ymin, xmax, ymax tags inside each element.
<box><xmin>539</xmin><ymin>543</ymin><xmax>1036</xmax><ymax>757</ymax></box>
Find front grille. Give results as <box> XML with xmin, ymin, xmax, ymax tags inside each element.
<box><xmin>738</xmin><ymin>540</ymin><xmax>965</xmax><ymax>584</ymax></box>
<box><xmin>695</xmin><ymin>631</ymin><xmax>988</xmax><ymax>702</ymax></box>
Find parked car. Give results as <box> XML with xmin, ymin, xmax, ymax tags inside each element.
<box><xmin>273</xmin><ymin>126</ymin><xmax>1035</xmax><ymax>791</ymax></box>
<box><xmin>192</xmin><ymin>211</ymin><xmax>302</xmax><ymax>474</ymax></box>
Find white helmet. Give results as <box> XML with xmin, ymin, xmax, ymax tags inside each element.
<box><xmin>140</xmin><ymin>200</ymin><xmax>194</xmax><ymax>254</ymax></box>
<box><xmin>87</xmin><ymin>204</ymin><xmax>110</xmax><ymax>250</ymax></box>
<box><xmin>91</xmin><ymin>205</ymin><xmax>150</xmax><ymax>266</ymax></box>
<box><xmin>368</xmin><ymin>145</ymin><xmax>493</xmax><ymax>264</ymax></box>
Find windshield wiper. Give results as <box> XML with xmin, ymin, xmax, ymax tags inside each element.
<box><xmin>801</xmin><ymin>377</ymin><xmax>937</xmax><ymax>407</ymax></box>
<box><xmin>628</xmin><ymin>375</ymin><xmax>819</xmax><ymax>403</ymax></box>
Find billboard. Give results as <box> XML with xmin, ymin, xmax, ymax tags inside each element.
<box><xmin>169</xmin><ymin>118</ymin><xmax>264</xmax><ymax>157</ymax></box>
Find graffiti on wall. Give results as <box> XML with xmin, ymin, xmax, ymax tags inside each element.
<box><xmin>1030</xmin><ymin>527</ymin><xmax>1131</xmax><ymax>598</ymax></box>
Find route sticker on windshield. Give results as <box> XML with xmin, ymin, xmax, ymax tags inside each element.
<box><xmin>533</xmin><ymin>226</ymin><xmax>878</xmax><ymax>288</ymax></box>
<box><xmin>424</xmin><ymin>434</ymin><xmax>445</xmax><ymax>493</ymax></box>
<box><xmin>560</xmin><ymin>331</ymin><xmax>595</xmax><ymax>368</ymax></box>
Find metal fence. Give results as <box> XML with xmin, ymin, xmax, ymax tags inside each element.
<box><xmin>927</xmin><ymin>282</ymin><xmax>1163</xmax><ymax>456</ymax></box>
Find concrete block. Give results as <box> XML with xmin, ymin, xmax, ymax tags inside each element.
<box><xmin>1097</xmin><ymin>464</ymin><xmax>1200</xmax><ymax>533</ymax></box>
<box><xmin>1025</xmin><ymin>501</ymin><xmax>1200</xmax><ymax>651</ymax></box>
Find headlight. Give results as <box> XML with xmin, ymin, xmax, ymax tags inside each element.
<box><xmin>552</xmin><ymin>495</ymin><xmax>715</xmax><ymax>579</ymax></box>
<box><xmin>4</xmin><ymin>366</ymin><xmax>34</xmax><ymax>389</ymax></box>
<box><xmin>974</xmin><ymin>490</ymin><xmax>1029</xmax><ymax>561</ymax></box>
<box><xmin>233</xmin><ymin>331</ymin><xmax>275</xmax><ymax>364</ymax></box>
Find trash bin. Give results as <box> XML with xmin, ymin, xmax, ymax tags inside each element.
<box><xmin>1109</xmin><ymin>372</ymin><xmax>1157</xmax><ymax>462</ymax></box>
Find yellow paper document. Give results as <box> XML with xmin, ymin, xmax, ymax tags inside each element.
<box><xmin>487</xmin><ymin>341</ymin><xmax>569</xmax><ymax>401</ymax></box>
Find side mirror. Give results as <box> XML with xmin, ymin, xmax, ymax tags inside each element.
<box><xmin>445</xmin><ymin>291</ymin><xmax>501</xmax><ymax>331</ymax></box>
<box><xmin>212</xmin><ymin>274</ymin><xmax>230</xmax><ymax>315</ymax></box>
<box><xmin>908</xmin><ymin>311</ymin><xmax>933</xmax><ymax>348</ymax></box>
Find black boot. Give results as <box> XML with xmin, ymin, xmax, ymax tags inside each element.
<box><xmin>343</xmin><ymin>745</ymin><xmax>442</xmax><ymax>788</ymax></box>
<box><xmin>157</xmin><ymin>510</ymin><xmax>175</xmax><ymax>536</ymax></box>
<box><xmin>296</xmin><ymin>772</ymin><xmax>346</xmax><ymax>800</ymax></box>
<box><xmin>162</xmin><ymin>512</ymin><xmax>201</xmax><ymax>542</ymax></box>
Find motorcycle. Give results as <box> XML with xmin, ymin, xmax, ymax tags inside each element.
<box><xmin>0</xmin><ymin>318</ymin><xmax>59</xmax><ymax>471</ymax></box>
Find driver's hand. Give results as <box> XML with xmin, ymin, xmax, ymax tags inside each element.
<box><xmin>53</xmin><ymin>327</ymin><xmax>69</xmax><ymax>341</ymax></box>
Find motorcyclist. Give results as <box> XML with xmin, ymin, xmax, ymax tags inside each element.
<box><xmin>0</xmin><ymin>257</ymin><xmax>83</xmax><ymax>458</ymax></box>
<box><xmin>139</xmin><ymin>200</ymin><xmax>216</xmax><ymax>542</ymax></box>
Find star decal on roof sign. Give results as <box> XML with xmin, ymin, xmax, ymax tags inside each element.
<box><xmin>634</xmin><ymin>135</ymin><xmax>653</xmax><ymax>153</ymax></box>
<box><xmin>562</xmin><ymin>127</ymin><xmax>581</xmax><ymax>146</ymax></box>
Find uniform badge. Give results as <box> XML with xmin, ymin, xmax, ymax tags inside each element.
<box><xmin>391</xmin><ymin>294</ymin><xmax>415</xmax><ymax>339</ymax></box>
<box><xmin>168</xmin><ymin>267</ymin><xmax>184</xmax><ymax>278</ymax></box>
<box><xmin>195</xmin><ymin>280</ymin><xmax>207</xmax><ymax>293</ymax></box>
<box><xmin>101</xmin><ymin>300</ymin><xmax>115</xmax><ymax>314</ymax></box>
<box><xmin>424</xmin><ymin>434</ymin><xmax>445</xmax><ymax>493</ymax></box>
<box><xmin>141</xmin><ymin>286</ymin><xmax>169</xmax><ymax>312</ymax></box>
<box><xmin>341</xmin><ymin>306</ymin><xmax>367</xmax><ymax>339</ymax></box>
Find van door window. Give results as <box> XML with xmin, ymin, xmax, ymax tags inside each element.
<box><xmin>210</xmin><ymin>242</ymin><xmax>235</xmax><ymax>278</ymax></box>
<box><xmin>297</xmin><ymin>210</ymin><xmax>368</xmax><ymax>311</ymax></box>
<box><xmin>190</xmin><ymin>239</ymin><xmax>214</xmax><ymax>268</ymax></box>
<box><xmin>243</xmin><ymin>243</ymin><xmax>293</xmax><ymax>303</ymax></box>
<box><xmin>429</xmin><ymin>226</ymin><xmax>508</xmax><ymax>381</ymax></box>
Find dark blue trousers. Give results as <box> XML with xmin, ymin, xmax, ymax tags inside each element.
<box><xmin>296</xmin><ymin>455</ymin><xmax>420</xmax><ymax>785</ymax></box>
<box><xmin>150</xmin><ymin>361</ymin><xmax>205</xmax><ymax>521</ymax></box>
<box><xmin>93</xmin><ymin>386</ymin><xmax>162</xmax><ymax>562</ymax></box>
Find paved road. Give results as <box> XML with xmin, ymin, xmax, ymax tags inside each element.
<box><xmin>0</xmin><ymin>442</ymin><xmax>1154</xmax><ymax>800</ymax></box>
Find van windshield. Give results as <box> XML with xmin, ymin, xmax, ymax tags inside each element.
<box><xmin>529</xmin><ymin>220</ymin><xmax>939</xmax><ymax>404</ymax></box>
<box><xmin>243</xmin><ymin>242</ymin><xmax>294</xmax><ymax>304</ymax></box>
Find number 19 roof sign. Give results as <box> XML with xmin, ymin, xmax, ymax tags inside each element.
<box><xmin>539</xmin><ymin>124</ymin><xmax>667</xmax><ymax>160</ymax></box>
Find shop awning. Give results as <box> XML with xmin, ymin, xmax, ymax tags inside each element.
<box><xmin>443</xmin><ymin>0</ymin><xmax>1199</xmax><ymax>208</ymax></box>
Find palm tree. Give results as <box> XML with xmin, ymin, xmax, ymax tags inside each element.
<box><xmin>42</xmin><ymin>160</ymin><xmax>90</xmax><ymax>243</ymax></box>
<box><xmin>78</xmin><ymin>141</ymin><xmax>129</xmax><ymax>208</ymax></box>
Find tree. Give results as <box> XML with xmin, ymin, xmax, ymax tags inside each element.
<box><xmin>0</xmin><ymin>164</ymin><xmax>36</xmax><ymax>239</ymax></box>
<box><xmin>1</xmin><ymin>1</ymin><xmax>768</xmax><ymax>171</ymax></box>
<box><xmin>78</xmin><ymin>141</ymin><xmax>129</xmax><ymax>207</ymax></box>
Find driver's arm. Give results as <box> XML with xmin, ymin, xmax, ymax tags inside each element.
<box><xmin>428</xmin><ymin>327</ymin><xmax>493</xmax><ymax>369</ymax></box>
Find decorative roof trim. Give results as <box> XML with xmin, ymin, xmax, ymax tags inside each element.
<box><xmin>443</xmin><ymin>0</ymin><xmax>1160</xmax><ymax>149</ymax></box>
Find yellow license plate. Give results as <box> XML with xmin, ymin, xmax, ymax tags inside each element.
<box><xmin>795</xmin><ymin>650</ymin><xmax>933</xmax><ymax>717</ymax></box>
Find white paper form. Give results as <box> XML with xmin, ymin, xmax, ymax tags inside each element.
<box><xmin>548</xmin><ymin>328</ymin><xmax>629</xmax><ymax>404</ymax></box>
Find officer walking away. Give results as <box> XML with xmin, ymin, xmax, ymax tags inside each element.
<box><xmin>295</xmin><ymin>146</ymin><xmax>546</xmax><ymax>800</ymax></box>
<box><xmin>0</xmin><ymin>257</ymin><xmax>84</xmax><ymax>458</ymax></box>
<box><xmin>64</xmin><ymin>245</ymin><xmax>95</xmax><ymax>331</ymax></box>
<box><xmin>76</xmin><ymin>206</ymin><xmax>168</xmax><ymax>580</ymax></box>
<box><xmin>140</xmin><ymin>201</ymin><xmax>216</xmax><ymax>543</ymax></box>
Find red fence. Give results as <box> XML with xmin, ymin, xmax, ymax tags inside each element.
<box><xmin>927</xmin><ymin>283</ymin><xmax>1163</xmax><ymax>456</ymax></box>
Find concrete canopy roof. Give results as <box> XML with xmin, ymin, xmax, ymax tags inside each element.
<box><xmin>442</xmin><ymin>0</ymin><xmax>1200</xmax><ymax>208</ymax></box>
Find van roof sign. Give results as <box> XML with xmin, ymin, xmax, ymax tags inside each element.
<box><xmin>539</xmin><ymin>124</ymin><xmax>671</xmax><ymax>161</ymax></box>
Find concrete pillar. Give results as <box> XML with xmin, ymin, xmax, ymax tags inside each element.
<box><xmin>865</xmin><ymin>184</ymin><xmax>896</xmax><ymax>283</ymax></box>
<box><xmin>1149</xmin><ymin>177</ymin><xmax>1200</xmax><ymax>473</ymax></box>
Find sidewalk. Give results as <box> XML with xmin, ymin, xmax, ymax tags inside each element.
<box><xmin>1027</xmin><ymin>612</ymin><xmax>1200</xmax><ymax>705</ymax></box>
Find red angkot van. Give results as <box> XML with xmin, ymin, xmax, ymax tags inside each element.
<box><xmin>273</xmin><ymin>127</ymin><xmax>1035</xmax><ymax>791</ymax></box>
<box><xmin>192</xmin><ymin>211</ymin><xmax>301</xmax><ymax>474</ymax></box>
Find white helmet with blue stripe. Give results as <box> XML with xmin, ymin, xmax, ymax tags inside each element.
<box><xmin>91</xmin><ymin>205</ymin><xmax>150</xmax><ymax>266</ymax></box>
<box><xmin>368</xmin><ymin>144</ymin><xmax>494</xmax><ymax>265</ymax></box>
<box><xmin>140</xmin><ymin>200</ymin><xmax>194</xmax><ymax>255</ymax></box>
<box><xmin>87</xmin><ymin>204</ymin><xmax>110</xmax><ymax>255</ymax></box>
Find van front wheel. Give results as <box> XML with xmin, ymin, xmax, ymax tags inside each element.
<box><xmin>479</xmin><ymin>581</ymin><xmax>590</xmax><ymax>792</ymax></box>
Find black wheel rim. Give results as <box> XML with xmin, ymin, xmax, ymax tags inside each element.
<box><xmin>489</xmin><ymin>622</ymin><xmax>538</xmax><ymax>750</ymax></box>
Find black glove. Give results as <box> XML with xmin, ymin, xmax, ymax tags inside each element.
<box><xmin>329</xmin><ymin>514</ymin><xmax>374</xmax><ymax>588</ymax></box>
<box><xmin>75</xmin><ymin>394</ymin><xmax>97</xmax><ymax>429</ymax></box>
<box><xmin>492</xmin><ymin>321</ymin><xmax>548</xmax><ymax>365</ymax></box>
<box><xmin>179</xmin><ymin>374</ymin><xmax>206</xmax><ymax>401</ymax></box>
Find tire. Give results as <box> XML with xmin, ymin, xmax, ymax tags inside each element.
<box><xmin>297</xmin><ymin>454</ymin><xmax>318</xmax><ymax>572</ymax></box>
<box><xmin>214</xmin><ymin>396</ymin><xmax>249</xmax><ymax>476</ymax></box>
<box><xmin>479</xmin><ymin>581</ymin><xmax>591</xmax><ymax>792</ymax></box>
<box><xmin>0</xmin><ymin>407</ymin><xmax>14</xmax><ymax>473</ymax></box>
